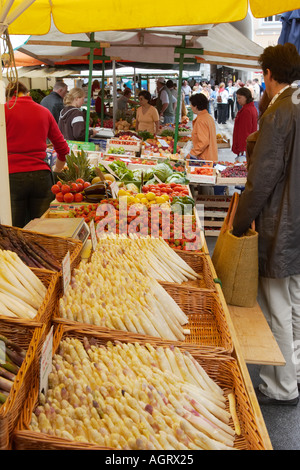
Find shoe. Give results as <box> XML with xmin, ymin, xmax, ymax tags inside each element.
<box><xmin>255</xmin><ymin>387</ymin><xmax>299</xmax><ymax>406</ymax></box>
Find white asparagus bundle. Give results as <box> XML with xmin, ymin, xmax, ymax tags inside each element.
<box><xmin>29</xmin><ymin>338</ymin><xmax>237</xmax><ymax>450</ymax></box>
<box><xmin>97</xmin><ymin>233</ymin><xmax>200</xmax><ymax>284</ymax></box>
<box><xmin>0</xmin><ymin>250</ymin><xmax>46</xmax><ymax>319</ymax></box>
<box><xmin>59</xmin><ymin>244</ymin><xmax>189</xmax><ymax>341</ymax></box>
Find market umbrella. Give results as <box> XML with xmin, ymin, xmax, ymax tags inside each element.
<box><xmin>278</xmin><ymin>9</ymin><xmax>300</xmax><ymax>53</ymax></box>
<box><xmin>1</xmin><ymin>1</ymin><xmax>300</xmax><ymax>225</ymax></box>
<box><xmin>3</xmin><ymin>0</ymin><xmax>300</xmax><ymax>35</ymax></box>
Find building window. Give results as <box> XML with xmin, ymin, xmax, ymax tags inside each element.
<box><xmin>264</xmin><ymin>15</ymin><xmax>281</xmax><ymax>22</ymax></box>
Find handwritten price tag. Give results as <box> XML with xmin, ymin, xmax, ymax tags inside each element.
<box><xmin>39</xmin><ymin>326</ymin><xmax>53</xmax><ymax>396</ymax></box>
<box><xmin>110</xmin><ymin>181</ymin><xmax>119</xmax><ymax>198</ymax></box>
<box><xmin>62</xmin><ymin>251</ymin><xmax>71</xmax><ymax>294</ymax></box>
<box><xmin>89</xmin><ymin>219</ymin><xmax>97</xmax><ymax>251</ymax></box>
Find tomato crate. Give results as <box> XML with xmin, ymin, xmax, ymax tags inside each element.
<box><xmin>187</xmin><ymin>160</ymin><xmax>216</xmax><ymax>185</ymax></box>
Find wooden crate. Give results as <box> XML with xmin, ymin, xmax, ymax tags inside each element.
<box><xmin>195</xmin><ymin>195</ymin><xmax>231</xmax><ymax>237</ymax></box>
<box><xmin>13</xmin><ymin>324</ymin><xmax>268</xmax><ymax>450</ymax></box>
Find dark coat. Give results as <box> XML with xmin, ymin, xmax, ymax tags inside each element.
<box><xmin>58</xmin><ymin>106</ymin><xmax>90</xmax><ymax>142</ymax></box>
<box><xmin>40</xmin><ymin>91</ymin><xmax>64</xmax><ymax>123</ymax></box>
<box><xmin>232</xmin><ymin>87</ymin><xmax>300</xmax><ymax>278</ymax></box>
<box><xmin>232</xmin><ymin>101</ymin><xmax>258</xmax><ymax>155</ymax></box>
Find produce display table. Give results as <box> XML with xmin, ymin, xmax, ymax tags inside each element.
<box><xmin>228</xmin><ymin>302</ymin><xmax>285</xmax><ymax>366</ymax></box>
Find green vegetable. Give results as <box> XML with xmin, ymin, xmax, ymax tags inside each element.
<box><xmin>165</xmin><ymin>173</ymin><xmax>189</xmax><ymax>184</ymax></box>
<box><xmin>152</xmin><ymin>163</ymin><xmax>174</xmax><ymax>182</ymax></box>
<box><xmin>138</xmin><ymin>131</ymin><xmax>154</xmax><ymax>140</ymax></box>
<box><xmin>171</xmin><ymin>196</ymin><xmax>195</xmax><ymax>215</ymax></box>
<box><xmin>160</xmin><ymin>129</ymin><xmax>175</xmax><ymax>138</ymax></box>
<box><xmin>109</xmin><ymin>160</ymin><xmax>135</xmax><ymax>181</ymax></box>
<box><xmin>144</xmin><ymin>177</ymin><xmax>157</xmax><ymax>186</ymax></box>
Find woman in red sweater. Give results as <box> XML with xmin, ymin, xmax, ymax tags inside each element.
<box><xmin>232</xmin><ymin>87</ymin><xmax>258</xmax><ymax>161</ymax></box>
<box><xmin>5</xmin><ymin>82</ymin><xmax>70</xmax><ymax>227</ymax></box>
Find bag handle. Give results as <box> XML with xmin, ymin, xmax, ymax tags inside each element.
<box><xmin>221</xmin><ymin>192</ymin><xmax>255</xmax><ymax>233</ymax></box>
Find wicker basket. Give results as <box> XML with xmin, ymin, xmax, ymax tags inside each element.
<box><xmin>13</xmin><ymin>324</ymin><xmax>268</xmax><ymax>450</ymax></box>
<box><xmin>161</xmin><ymin>286</ymin><xmax>233</xmax><ymax>352</ymax></box>
<box><xmin>0</xmin><ymin>323</ymin><xmax>46</xmax><ymax>450</ymax></box>
<box><xmin>0</xmin><ymin>269</ymin><xmax>59</xmax><ymax>328</ymax></box>
<box><xmin>160</xmin><ymin>251</ymin><xmax>217</xmax><ymax>291</ymax></box>
<box><xmin>0</xmin><ymin>224</ymin><xmax>82</xmax><ymax>273</ymax></box>
<box><xmin>54</xmin><ymin>280</ymin><xmax>232</xmax><ymax>353</ymax></box>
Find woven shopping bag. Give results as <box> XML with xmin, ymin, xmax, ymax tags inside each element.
<box><xmin>212</xmin><ymin>192</ymin><xmax>259</xmax><ymax>308</ymax></box>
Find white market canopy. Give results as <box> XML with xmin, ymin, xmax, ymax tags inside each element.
<box><xmin>16</xmin><ymin>22</ymin><xmax>264</xmax><ymax>70</ymax></box>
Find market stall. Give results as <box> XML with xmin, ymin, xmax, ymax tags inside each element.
<box><xmin>0</xmin><ymin>143</ymin><xmax>280</xmax><ymax>450</ymax></box>
<box><xmin>1</xmin><ymin>0</ymin><xmax>298</xmax><ymax>453</ymax></box>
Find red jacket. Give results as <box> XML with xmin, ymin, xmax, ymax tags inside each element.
<box><xmin>232</xmin><ymin>101</ymin><xmax>258</xmax><ymax>155</ymax></box>
<box><xmin>5</xmin><ymin>96</ymin><xmax>69</xmax><ymax>174</ymax></box>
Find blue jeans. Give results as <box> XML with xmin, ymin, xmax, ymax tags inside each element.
<box><xmin>184</xmin><ymin>95</ymin><xmax>190</xmax><ymax>105</ymax></box>
<box><xmin>9</xmin><ymin>170</ymin><xmax>54</xmax><ymax>227</ymax></box>
<box><xmin>163</xmin><ymin>115</ymin><xmax>174</xmax><ymax>124</ymax></box>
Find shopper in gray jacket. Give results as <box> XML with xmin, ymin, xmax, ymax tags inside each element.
<box><xmin>233</xmin><ymin>43</ymin><xmax>300</xmax><ymax>406</ymax></box>
<box><xmin>40</xmin><ymin>81</ymin><xmax>68</xmax><ymax>123</ymax></box>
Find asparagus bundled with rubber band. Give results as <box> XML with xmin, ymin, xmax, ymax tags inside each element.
<box><xmin>0</xmin><ymin>249</ymin><xmax>47</xmax><ymax>320</ymax></box>
<box><xmin>29</xmin><ymin>337</ymin><xmax>236</xmax><ymax>449</ymax></box>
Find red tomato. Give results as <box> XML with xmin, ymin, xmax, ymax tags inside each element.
<box><xmin>74</xmin><ymin>193</ymin><xmax>83</xmax><ymax>202</ymax></box>
<box><xmin>61</xmin><ymin>184</ymin><xmax>71</xmax><ymax>194</ymax></box>
<box><xmin>84</xmin><ymin>182</ymin><xmax>91</xmax><ymax>189</ymax></box>
<box><xmin>76</xmin><ymin>183</ymin><xmax>84</xmax><ymax>192</ymax></box>
<box><xmin>76</xmin><ymin>178</ymin><xmax>85</xmax><ymax>184</ymax></box>
<box><xmin>51</xmin><ymin>184</ymin><xmax>61</xmax><ymax>195</ymax></box>
<box><xmin>70</xmin><ymin>183</ymin><xmax>79</xmax><ymax>193</ymax></box>
<box><xmin>55</xmin><ymin>192</ymin><xmax>64</xmax><ymax>202</ymax></box>
<box><xmin>63</xmin><ymin>192</ymin><xmax>74</xmax><ymax>203</ymax></box>
<box><xmin>57</xmin><ymin>180</ymin><xmax>62</xmax><ymax>188</ymax></box>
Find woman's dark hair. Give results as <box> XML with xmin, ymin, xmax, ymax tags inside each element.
<box><xmin>189</xmin><ymin>93</ymin><xmax>208</xmax><ymax>111</ymax></box>
<box><xmin>138</xmin><ymin>90</ymin><xmax>151</xmax><ymax>102</ymax></box>
<box><xmin>258</xmin><ymin>43</ymin><xmax>300</xmax><ymax>84</ymax></box>
<box><xmin>166</xmin><ymin>79</ymin><xmax>174</xmax><ymax>89</ymax></box>
<box><xmin>236</xmin><ymin>87</ymin><xmax>253</xmax><ymax>104</ymax></box>
<box><xmin>6</xmin><ymin>81</ymin><xmax>28</xmax><ymax>99</ymax></box>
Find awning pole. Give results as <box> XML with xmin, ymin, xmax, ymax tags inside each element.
<box><xmin>85</xmin><ymin>32</ymin><xmax>94</xmax><ymax>142</ymax></box>
<box><xmin>112</xmin><ymin>59</ymin><xmax>117</xmax><ymax>133</ymax></box>
<box><xmin>0</xmin><ymin>39</ymin><xmax>12</xmax><ymax>225</ymax></box>
<box><xmin>174</xmin><ymin>35</ymin><xmax>186</xmax><ymax>152</ymax></box>
<box><xmin>101</xmin><ymin>48</ymin><xmax>105</xmax><ymax>127</ymax></box>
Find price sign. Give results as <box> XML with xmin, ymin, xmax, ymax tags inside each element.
<box><xmin>62</xmin><ymin>251</ymin><xmax>71</xmax><ymax>294</ymax></box>
<box><xmin>39</xmin><ymin>326</ymin><xmax>54</xmax><ymax>397</ymax></box>
<box><xmin>154</xmin><ymin>174</ymin><xmax>163</xmax><ymax>183</ymax></box>
<box><xmin>99</xmin><ymin>159</ymin><xmax>120</xmax><ymax>179</ymax></box>
<box><xmin>157</xmin><ymin>138</ymin><xmax>169</xmax><ymax>148</ymax></box>
<box><xmin>89</xmin><ymin>219</ymin><xmax>97</xmax><ymax>251</ymax></box>
<box><xmin>110</xmin><ymin>181</ymin><xmax>119</xmax><ymax>198</ymax></box>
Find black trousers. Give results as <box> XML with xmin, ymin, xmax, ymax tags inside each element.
<box><xmin>227</xmin><ymin>98</ymin><xmax>235</xmax><ymax>119</ymax></box>
<box><xmin>217</xmin><ymin>103</ymin><xmax>228</xmax><ymax>124</ymax></box>
<box><xmin>9</xmin><ymin>170</ymin><xmax>54</xmax><ymax>228</ymax></box>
